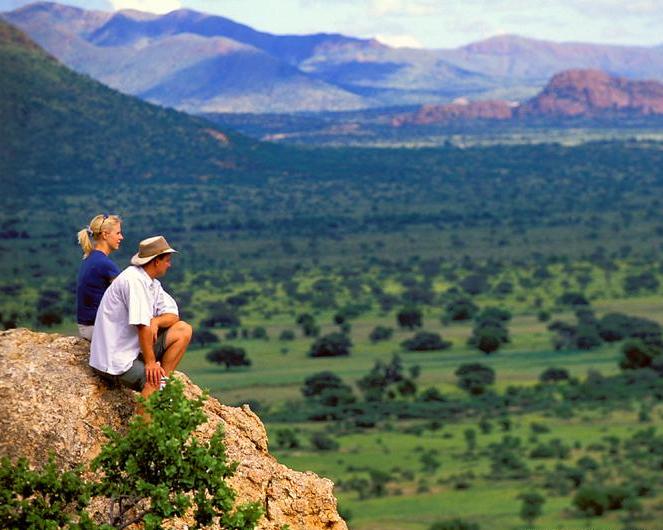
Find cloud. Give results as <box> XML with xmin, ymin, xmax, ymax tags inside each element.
<box><xmin>369</xmin><ymin>0</ymin><xmax>438</xmax><ymax>17</ymax></box>
<box><xmin>567</xmin><ymin>0</ymin><xmax>663</xmax><ymax>16</ymax></box>
<box><xmin>110</xmin><ymin>0</ymin><xmax>181</xmax><ymax>13</ymax></box>
<box><xmin>375</xmin><ymin>33</ymin><xmax>423</xmax><ymax>48</ymax></box>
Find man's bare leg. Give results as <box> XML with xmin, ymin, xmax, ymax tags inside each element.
<box><xmin>139</xmin><ymin>321</ymin><xmax>192</xmax><ymax>405</ymax></box>
<box><xmin>159</xmin><ymin>320</ymin><xmax>192</xmax><ymax>376</ymax></box>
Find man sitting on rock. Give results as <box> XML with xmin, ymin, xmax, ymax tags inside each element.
<box><xmin>90</xmin><ymin>235</ymin><xmax>192</xmax><ymax>399</ymax></box>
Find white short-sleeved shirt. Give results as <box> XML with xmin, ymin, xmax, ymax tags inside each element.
<box><xmin>90</xmin><ymin>265</ymin><xmax>178</xmax><ymax>375</ymax></box>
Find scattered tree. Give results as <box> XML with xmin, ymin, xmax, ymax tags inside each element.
<box><xmin>206</xmin><ymin>346</ymin><xmax>252</xmax><ymax>370</ymax></box>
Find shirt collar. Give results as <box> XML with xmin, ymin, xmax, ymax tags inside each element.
<box><xmin>134</xmin><ymin>265</ymin><xmax>159</xmax><ymax>288</ymax></box>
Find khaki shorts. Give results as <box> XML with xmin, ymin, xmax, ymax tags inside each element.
<box><xmin>94</xmin><ymin>328</ymin><xmax>168</xmax><ymax>391</ymax></box>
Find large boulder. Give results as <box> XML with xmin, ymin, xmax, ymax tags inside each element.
<box><xmin>0</xmin><ymin>328</ymin><xmax>347</xmax><ymax>530</ymax></box>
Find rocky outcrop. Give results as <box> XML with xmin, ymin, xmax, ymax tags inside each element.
<box><xmin>517</xmin><ymin>68</ymin><xmax>663</xmax><ymax>117</ymax></box>
<box><xmin>0</xmin><ymin>328</ymin><xmax>347</xmax><ymax>530</ymax></box>
<box><xmin>392</xmin><ymin>98</ymin><xmax>515</xmax><ymax>126</ymax></box>
<box><xmin>392</xmin><ymin>69</ymin><xmax>663</xmax><ymax>126</ymax></box>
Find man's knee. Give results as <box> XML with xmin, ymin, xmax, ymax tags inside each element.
<box><xmin>173</xmin><ymin>320</ymin><xmax>192</xmax><ymax>343</ymax></box>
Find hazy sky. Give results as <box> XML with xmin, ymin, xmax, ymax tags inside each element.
<box><xmin>2</xmin><ymin>0</ymin><xmax>662</xmax><ymax>49</ymax></box>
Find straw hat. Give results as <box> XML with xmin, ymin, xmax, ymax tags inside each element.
<box><xmin>131</xmin><ymin>235</ymin><xmax>177</xmax><ymax>266</ymax></box>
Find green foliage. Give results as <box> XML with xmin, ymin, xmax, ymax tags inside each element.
<box><xmin>455</xmin><ymin>363</ymin><xmax>495</xmax><ymax>396</ymax></box>
<box><xmin>488</xmin><ymin>436</ymin><xmax>529</xmax><ymax>479</ymax></box>
<box><xmin>623</xmin><ymin>271</ymin><xmax>660</xmax><ymax>294</ymax></box>
<box><xmin>278</xmin><ymin>329</ymin><xmax>296</xmax><ymax>341</ymax></box>
<box><xmin>310</xmin><ymin>432</ymin><xmax>340</xmax><ymax>451</ymax></box>
<box><xmin>0</xmin><ymin>455</ymin><xmax>93</xmax><ymax>529</ymax></box>
<box><xmin>369</xmin><ymin>325</ymin><xmax>393</xmax><ymax>342</ymax></box>
<box><xmin>191</xmin><ymin>329</ymin><xmax>219</xmax><ymax>348</ymax></box>
<box><xmin>443</xmin><ymin>298</ymin><xmax>478</xmax><ymax>322</ymax></box>
<box><xmin>467</xmin><ymin>321</ymin><xmax>509</xmax><ymax>354</ymax></box>
<box><xmin>274</xmin><ymin>429</ymin><xmax>300</xmax><ymax>449</ymax></box>
<box><xmin>459</xmin><ymin>274</ymin><xmax>488</xmax><ymax>296</ymax></box>
<box><xmin>396</xmin><ymin>307</ymin><xmax>423</xmax><ymax>329</ymax></box>
<box><xmin>620</xmin><ymin>339</ymin><xmax>663</xmax><ymax>370</ymax></box>
<box><xmin>91</xmin><ymin>378</ymin><xmax>263</xmax><ymax>529</ymax></box>
<box><xmin>301</xmin><ymin>371</ymin><xmax>356</xmax><ymax>407</ymax></box>
<box><xmin>517</xmin><ymin>491</ymin><xmax>545</xmax><ymax>525</ymax></box>
<box><xmin>556</xmin><ymin>292</ymin><xmax>589</xmax><ymax>307</ymax></box>
<box><xmin>296</xmin><ymin>313</ymin><xmax>320</xmax><ymax>337</ymax></box>
<box><xmin>401</xmin><ymin>331</ymin><xmax>452</xmax><ymax>352</ymax></box>
<box><xmin>598</xmin><ymin>312</ymin><xmax>662</xmax><ymax>343</ymax></box>
<box><xmin>1</xmin><ymin>20</ymin><xmax>253</xmax><ymax>182</ymax></box>
<box><xmin>308</xmin><ymin>332</ymin><xmax>352</xmax><ymax>357</ymax></box>
<box><xmin>357</xmin><ymin>355</ymin><xmax>417</xmax><ymax>402</ymax></box>
<box><xmin>0</xmin><ymin>379</ymin><xmax>262</xmax><ymax>530</ymax></box>
<box><xmin>206</xmin><ymin>346</ymin><xmax>252</xmax><ymax>370</ymax></box>
<box><xmin>539</xmin><ymin>367</ymin><xmax>570</xmax><ymax>383</ymax></box>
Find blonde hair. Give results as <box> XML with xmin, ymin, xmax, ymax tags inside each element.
<box><xmin>77</xmin><ymin>214</ymin><xmax>122</xmax><ymax>257</ymax></box>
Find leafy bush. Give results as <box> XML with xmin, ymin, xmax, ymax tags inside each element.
<box><xmin>369</xmin><ymin>325</ymin><xmax>394</xmax><ymax>342</ymax></box>
<box><xmin>310</xmin><ymin>432</ymin><xmax>340</xmax><ymax>451</ymax></box>
<box><xmin>206</xmin><ymin>346</ymin><xmax>252</xmax><ymax>369</ymax></box>
<box><xmin>401</xmin><ymin>331</ymin><xmax>452</xmax><ymax>351</ymax></box>
<box><xmin>623</xmin><ymin>271</ymin><xmax>660</xmax><ymax>294</ymax></box>
<box><xmin>278</xmin><ymin>329</ymin><xmax>296</xmax><ymax>341</ymax></box>
<box><xmin>274</xmin><ymin>428</ymin><xmax>300</xmax><ymax>449</ymax></box>
<box><xmin>455</xmin><ymin>363</ymin><xmax>495</xmax><ymax>396</ymax></box>
<box><xmin>191</xmin><ymin>328</ymin><xmax>219</xmax><ymax>347</ymax></box>
<box><xmin>396</xmin><ymin>307</ymin><xmax>423</xmax><ymax>329</ymax></box>
<box><xmin>539</xmin><ymin>367</ymin><xmax>570</xmax><ymax>383</ymax></box>
<box><xmin>309</xmin><ymin>332</ymin><xmax>352</xmax><ymax>357</ymax></box>
<box><xmin>598</xmin><ymin>312</ymin><xmax>662</xmax><ymax>343</ymax></box>
<box><xmin>459</xmin><ymin>274</ymin><xmax>489</xmax><ymax>295</ymax></box>
<box><xmin>572</xmin><ymin>484</ymin><xmax>636</xmax><ymax>517</ymax></box>
<box><xmin>301</xmin><ymin>371</ymin><xmax>356</xmax><ymax>407</ymax></box>
<box><xmin>444</xmin><ymin>298</ymin><xmax>478</xmax><ymax>321</ymax></box>
<box><xmin>0</xmin><ymin>379</ymin><xmax>262</xmax><ymax>529</ymax></box>
<box><xmin>556</xmin><ymin>292</ymin><xmax>589</xmax><ymax>306</ymax></box>
<box><xmin>620</xmin><ymin>339</ymin><xmax>662</xmax><ymax>370</ymax></box>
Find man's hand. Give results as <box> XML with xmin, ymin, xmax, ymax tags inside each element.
<box><xmin>144</xmin><ymin>361</ymin><xmax>165</xmax><ymax>387</ymax></box>
<box><xmin>150</xmin><ymin>318</ymin><xmax>159</xmax><ymax>344</ymax></box>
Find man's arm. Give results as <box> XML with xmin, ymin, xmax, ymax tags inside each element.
<box><xmin>137</xmin><ymin>324</ymin><xmax>165</xmax><ymax>387</ymax></box>
<box><xmin>149</xmin><ymin>313</ymin><xmax>179</xmax><ymax>343</ymax></box>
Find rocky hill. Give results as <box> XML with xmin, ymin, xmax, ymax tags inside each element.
<box><xmin>0</xmin><ymin>328</ymin><xmax>347</xmax><ymax>530</ymax></box>
<box><xmin>393</xmin><ymin>69</ymin><xmax>663</xmax><ymax>126</ymax></box>
<box><xmin>4</xmin><ymin>2</ymin><xmax>663</xmax><ymax>113</ymax></box>
<box><xmin>517</xmin><ymin>69</ymin><xmax>663</xmax><ymax>117</ymax></box>
<box><xmin>392</xmin><ymin>99</ymin><xmax>516</xmax><ymax>126</ymax></box>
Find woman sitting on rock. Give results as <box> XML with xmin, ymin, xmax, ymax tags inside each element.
<box><xmin>76</xmin><ymin>214</ymin><xmax>123</xmax><ymax>340</ymax></box>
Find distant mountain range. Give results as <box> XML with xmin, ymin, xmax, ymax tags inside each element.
<box><xmin>393</xmin><ymin>69</ymin><xmax>663</xmax><ymax>126</ymax></box>
<box><xmin>4</xmin><ymin>2</ymin><xmax>663</xmax><ymax>114</ymax></box>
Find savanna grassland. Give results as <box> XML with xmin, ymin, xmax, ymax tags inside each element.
<box><xmin>4</xmin><ymin>139</ymin><xmax>663</xmax><ymax>529</ymax></box>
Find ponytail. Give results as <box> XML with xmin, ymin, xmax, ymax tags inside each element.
<box><xmin>77</xmin><ymin>214</ymin><xmax>122</xmax><ymax>258</ymax></box>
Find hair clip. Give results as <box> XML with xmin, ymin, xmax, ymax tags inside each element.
<box><xmin>86</xmin><ymin>225</ymin><xmax>93</xmax><ymax>236</ymax></box>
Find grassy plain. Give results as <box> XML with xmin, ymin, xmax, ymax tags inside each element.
<box><xmin>172</xmin><ymin>283</ymin><xmax>663</xmax><ymax>530</ymax></box>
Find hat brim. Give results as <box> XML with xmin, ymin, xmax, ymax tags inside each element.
<box><xmin>130</xmin><ymin>248</ymin><xmax>177</xmax><ymax>266</ymax></box>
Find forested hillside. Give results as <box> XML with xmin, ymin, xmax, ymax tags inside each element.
<box><xmin>0</xmin><ymin>19</ymin><xmax>256</xmax><ymax>183</ymax></box>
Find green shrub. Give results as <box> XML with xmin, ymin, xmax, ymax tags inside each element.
<box><xmin>0</xmin><ymin>378</ymin><xmax>262</xmax><ymax>529</ymax></box>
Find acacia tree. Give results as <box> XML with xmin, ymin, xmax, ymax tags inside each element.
<box><xmin>207</xmin><ymin>346</ymin><xmax>252</xmax><ymax>369</ymax></box>
<box><xmin>301</xmin><ymin>371</ymin><xmax>356</xmax><ymax>406</ymax></box>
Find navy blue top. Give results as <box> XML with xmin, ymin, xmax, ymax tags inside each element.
<box><xmin>76</xmin><ymin>250</ymin><xmax>120</xmax><ymax>325</ymax></box>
